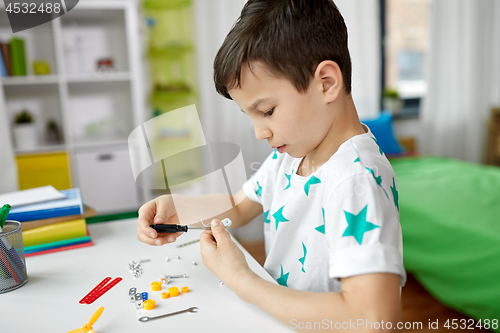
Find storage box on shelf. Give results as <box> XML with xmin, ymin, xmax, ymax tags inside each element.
<box><xmin>0</xmin><ymin>1</ymin><xmax>147</xmax><ymax>215</ymax></box>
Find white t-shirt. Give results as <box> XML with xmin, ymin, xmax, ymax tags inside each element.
<box><xmin>242</xmin><ymin>125</ymin><xmax>406</xmax><ymax>292</ymax></box>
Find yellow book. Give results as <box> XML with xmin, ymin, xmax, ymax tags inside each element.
<box><xmin>22</xmin><ymin>219</ymin><xmax>87</xmax><ymax>247</ymax></box>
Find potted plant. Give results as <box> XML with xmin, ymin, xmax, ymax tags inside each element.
<box><xmin>13</xmin><ymin>109</ymin><xmax>38</xmax><ymax>150</ymax></box>
<box><xmin>383</xmin><ymin>88</ymin><xmax>403</xmax><ymax>115</ymax></box>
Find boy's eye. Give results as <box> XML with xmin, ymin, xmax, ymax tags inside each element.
<box><xmin>264</xmin><ymin>108</ymin><xmax>274</xmax><ymax>117</ymax></box>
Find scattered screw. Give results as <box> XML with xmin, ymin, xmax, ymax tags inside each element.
<box><xmin>165</xmin><ymin>255</ymin><xmax>181</xmax><ymax>263</ymax></box>
<box><xmin>129</xmin><ymin>259</ymin><xmax>150</xmax><ymax>278</ymax></box>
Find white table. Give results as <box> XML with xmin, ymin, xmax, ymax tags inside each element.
<box><xmin>0</xmin><ymin>218</ymin><xmax>293</xmax><ymax>333</ymax></box>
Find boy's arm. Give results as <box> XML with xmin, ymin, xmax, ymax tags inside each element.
<box><xmin>238</xmin><ymin>272</ymin><xmax>402</xmax><ymax>332</ymax></box>
<box><xmin>200</xmin><ymin>220</ymin><xmax>402</xmax><ymax>332</ymax></box>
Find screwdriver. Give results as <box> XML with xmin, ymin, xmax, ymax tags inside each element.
<box><xmin>150</xmin><ymin>218</ymin><xmax>232</xmax><ymax>233</ymax></box>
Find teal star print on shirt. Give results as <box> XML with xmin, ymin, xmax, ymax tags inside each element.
<box><xmin>273</xmin><ymin>205</ymin><xmax>289</xmax><ymax>230</ymax></box>
<box><xmin>304</xmin><ymin>175</ymin><xmax>321</xmax><ymax>196</ymax></box>
<box><xmin>342</xmin><ymin>205</ymin><xmax>379</xmax><ymax>245</ymax></box>
<box><xmin>272</xmin><ymin>149</ymin><xmax>278</xmax><ymax>159</ymax></box>
<box><xmin>365</xmin><ymin>167</ymin><xmax>382</xmax><ymax>186</ymax></box>
<box><xmin>371</xmin><ymin>137</ymin><xmax>384</xmax><ymax>155</ymax></box>
<box><xmin>365</xmin><ymin>167</ymin><xmax>389</xmax><ymax>199</ymax></box>
<box><xmin>315</xmin><ymin>208</ymin><xmax>326</xmax><ymax>234</ymax></box>
<box><xmin>255</xmin><ymin>181</ymin><xmax>262</xmax><ymax>197</ymax></box>
<box><xmin>391</xmin><ymin>177</ymin><xmax>399</xmax><ymax>211</ymax></box>
<box><xmin>264</xmin><ymin>210</ymin><xmax>271</xmax><ymax>223</ymax></box>
<box><xmin>284</xmin><ymin>169</ymin><xmax>294</xmax><ymax>190</ymax></box>
<box><xmin>298</xmin><ymin>242</ymin><xmax>307</xmax><ymax>273</ymax></box>
<box><xmin>277</xmin><ymin>265</ymin><xmax>289</xmax><ymax>287</ymax></box>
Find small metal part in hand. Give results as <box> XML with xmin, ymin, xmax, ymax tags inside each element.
<box><xmin>138</xmin><ymin>306</ymin><xmax>199</xmax><ymax>322</ymax></box>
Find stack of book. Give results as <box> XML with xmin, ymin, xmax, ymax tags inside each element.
<box><xmin>0</xmin><ymin>37</ymin><xmax>27</xmax><ymax>77</ymax></box>
<box><xmin>0</xmin><ymin>186</ymin><xmax>96</xmax><ymax>257</ymax></box>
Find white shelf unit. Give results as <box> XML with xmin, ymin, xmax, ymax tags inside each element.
<box><xmin>0</xmin><ymin>1</ymin><xmax>148</xmax><ymax>215</ymax></box>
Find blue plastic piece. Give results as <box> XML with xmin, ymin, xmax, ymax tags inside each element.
<box><xmin>142</xmin><ymin>292</ymin><xmax>148</xmax><ymax>300</ymax></box>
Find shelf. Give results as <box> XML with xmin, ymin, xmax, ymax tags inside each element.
<box><xmin>1</xmin><ymin>75</ymin><xmax>60</xmax><ymax>86</ymax></box>
<box><xmin>61</xmin><ymin>8</ymin><xmax>129</xmax><ymax>74</ymax></box>
<box><xmin>72</xmin><ymin>139</ymin><xmax>129</xmax><ymax>150</ymax></box>
<box><xmin>66</xmin><ymin>72</ymin><xmax>131</xmax><ymax>83</ymax></box>
<box><xmin>15</xmin><ymin>144</ymin><xmax>67</xmax><ymax>155</ymax></box>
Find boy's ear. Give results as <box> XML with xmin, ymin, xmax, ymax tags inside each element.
<box><xmin>314</xmin><ymin>60</ymin><xmax>343</xmax><ymax>104</ymax></box>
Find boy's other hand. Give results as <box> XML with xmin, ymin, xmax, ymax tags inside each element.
<box><xmin>137</xmin><ymin>195</ymin><xmax>182</xmax><ymax>246</ymax></box>
<box><xmin>200</xmin><ymin>219</ymin><xmax>251</xmax><ymax>288</ymax></box>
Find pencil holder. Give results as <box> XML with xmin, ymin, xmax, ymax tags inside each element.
<box><xmin>0</xmin><ymin>221</ymin><xmax>28</xmax><ymax>293</ymax></box>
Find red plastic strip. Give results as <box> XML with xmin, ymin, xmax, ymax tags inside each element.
<box><xmin>80</xmin><ymin>277</ymin><xmax>122</xmax><ymax>304</ymax></box>
<box><xmin>79</xmin><ymin>277</ymin><xmax>111</xmax><ymax>304</ymax></box>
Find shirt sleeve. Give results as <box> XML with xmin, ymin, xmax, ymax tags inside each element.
<box><xmin>324</xmin><ymin>171</ymin><xmax>406</xmax><ymax>287</ymax></box>
<box><xmin>242</xmin><ymin>151</ymin><xmax>278</xmax><ymax>205</ymax></box>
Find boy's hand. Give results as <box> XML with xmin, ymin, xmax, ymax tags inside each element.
<box><xmin>200</xmin><ymin>219</ymin><xmax>251</xmax><ymax>288</ymax></box>
<box><xmin>137</xmin><ymin>195</ymin><xmax>182</xmax><ymax>246</ymax></box>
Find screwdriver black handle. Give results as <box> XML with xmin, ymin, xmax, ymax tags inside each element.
<box><xmin>150</xmin><ymin>224</ymin><xmax>188</xmax><ymax>233</ymax></box>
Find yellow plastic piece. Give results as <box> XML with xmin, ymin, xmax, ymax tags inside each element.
<box><xmin>161</xmin><ymin>292</ymin><xmax>170</xmax><ymax>299</ymax></box>
<box><xmin>16</xmin><ymin>152</ymin><xmax>72</xmax><ymax>190</ymax></box>
<box><xmin>168</xmin><ymin>287</ymin><xmax>180</xmax><ymax>297</ymax></box>
<box><xmin>143</xmin><ymin>299</ymin><xmax>156</xmax><ymax>310</ymax></box>
<box><xmin>181</xmin><ymin>286</ymin><xmax>189</xmax><ymax>293</ymax></box>
<box><xmin>151</xmin><ymin>281</ymin><xmax>162</xmax><ymax>291</ymax></box>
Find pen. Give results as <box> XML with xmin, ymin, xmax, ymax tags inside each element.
<box><xmin>0</xmin><ymin>240</ymin><xmax>22</xmax><ymax>283</ymax></box>
<box><xmin>0</xmin><ymin>204</ymin><xmax>26</xmax><ymax>279</ymax></box>
<box><xmin>0</xmin><ymin>230</ymin><xmax>25</xmax><ymax>271</ymax></box>
<box><xmin>0</xmin><ymin>204</ymin><xmax>11</xmax><ymax>228</ymax></box>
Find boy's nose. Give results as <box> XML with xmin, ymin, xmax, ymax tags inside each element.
<box><xmin>254</xmin><ymin>124</ymin><xmax>272</xmax><ymax>141</ymax></box>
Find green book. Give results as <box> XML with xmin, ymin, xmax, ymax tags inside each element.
<box><xmin>9</xmin><ymin>38</ymin><xmax>27</xmax><ymax>76</ymax></box>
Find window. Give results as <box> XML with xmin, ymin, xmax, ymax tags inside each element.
<box><xmin>382</xmin><ymin>0</ymin><xmax>431</xmax><ymax>118</ymax></box>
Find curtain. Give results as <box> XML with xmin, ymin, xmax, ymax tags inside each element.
<box><xmin>336</xmin><ymin>0</ymin><xmax>381</xmax><ymax>119</ymax></box>
<box><xmin>0</xmin><ymin>83</ymin><xmax>18</xmax><ymax>194</ymax></box>
<box><xmin>420</xmin><ymin>0</ymin><xmax>500</xmax><ymax>163</ymax></box>
<box><xmin>193</xmin><ymin>0</ymin><xmax>381</xmax><ymax>240</ymax></box>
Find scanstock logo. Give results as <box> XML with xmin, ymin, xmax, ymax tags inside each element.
<box><xmin>4</xmin><ymin>0</ymin><xmax>79</xmax><ymax>33</ymax></box>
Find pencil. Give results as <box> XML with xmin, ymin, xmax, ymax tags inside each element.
<box><xmin>0</xmin><ymin>242</ymin><xmax>20</xmax><ymax>283</ymax></box>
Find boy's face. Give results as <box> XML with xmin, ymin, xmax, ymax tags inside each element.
<box><xmin>228</xmin><ymin>62</ymin><xmax>336</xmax><ymax>159</ymax></box>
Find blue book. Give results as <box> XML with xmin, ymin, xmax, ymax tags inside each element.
<box><xmin>0</xmin><ymin>50</ymin><xmax>6</xmax><ymax>77</ymax></box>
<box><xmin>7</xmin><ymin>189</ymin><xmax>84</xmax><ymax>222</ymax></box>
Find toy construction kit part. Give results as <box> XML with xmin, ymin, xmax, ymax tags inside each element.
<box><xmin>67</xmin><ymin>306</ymin><xmax>104</xmax><ymax>333</ymax></box>
<box><xmin>181</xmin><ymin>286</ymin><xmax>189</xmax><ymax>293</ymax></box>
<box><xmin>161</xmin><ymin>292</ymin><xmax>170</xmax><ymax>299</ymax></box>
<box><xmin>151</xmin><ymin>281</ymin><xmax>162</xmax><ymax>291</ymax></box>
<box><xmin>129</xmin><ymin>288</ymin><xmax>136</xmax><ymax>302</ymax></box>
<box><xmin>143</xmin><ymin>299</ymin><xmax>156</xmax><ymax>310</ymax></box>
<box><xmin>168</xmin><ymin>287</ymin><xmax>180</xmax><ymax>297</ymax></box>
<box><xmin>79</xmin><ymin>277</ymin><xmax>122</xmax><ymax>304</ymax></box>
<box><xmin>142</xmin><ymin>292</ymin><xmax>148</xmax><ymax>300</ymax></box>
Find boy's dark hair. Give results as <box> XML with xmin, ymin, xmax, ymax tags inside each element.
<box><xmin>213</xmin><ymin>0</ymin><xmax>352</xmax><ymax>100</ymax></box>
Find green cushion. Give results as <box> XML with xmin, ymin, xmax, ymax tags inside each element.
<box><xmin>391</xmin><ymin>156</ymin><xmax>500</xmax><ymax>331</ymax></box>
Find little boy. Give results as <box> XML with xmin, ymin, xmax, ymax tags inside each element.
<box><xmin>137</xmin><ymin>0</ymin><xmax>406</xmax><ymax>330</ymax></box>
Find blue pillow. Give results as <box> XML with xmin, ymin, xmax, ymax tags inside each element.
<box><xmin>360</xmin><ymin>111</ymin><xmax>404</xmax><ymax>155</ymax></box>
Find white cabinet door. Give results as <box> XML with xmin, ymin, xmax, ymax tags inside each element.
<box><xmin>74</xmin><ymin>149</ymin><xmax>140</xmax><ymax>214</ymax></box>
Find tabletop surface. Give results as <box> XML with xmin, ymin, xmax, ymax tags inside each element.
<box><xmin>0</xmin><ymin>218</ymin><xmax>293</xmax><ymax>333</ymax></box>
